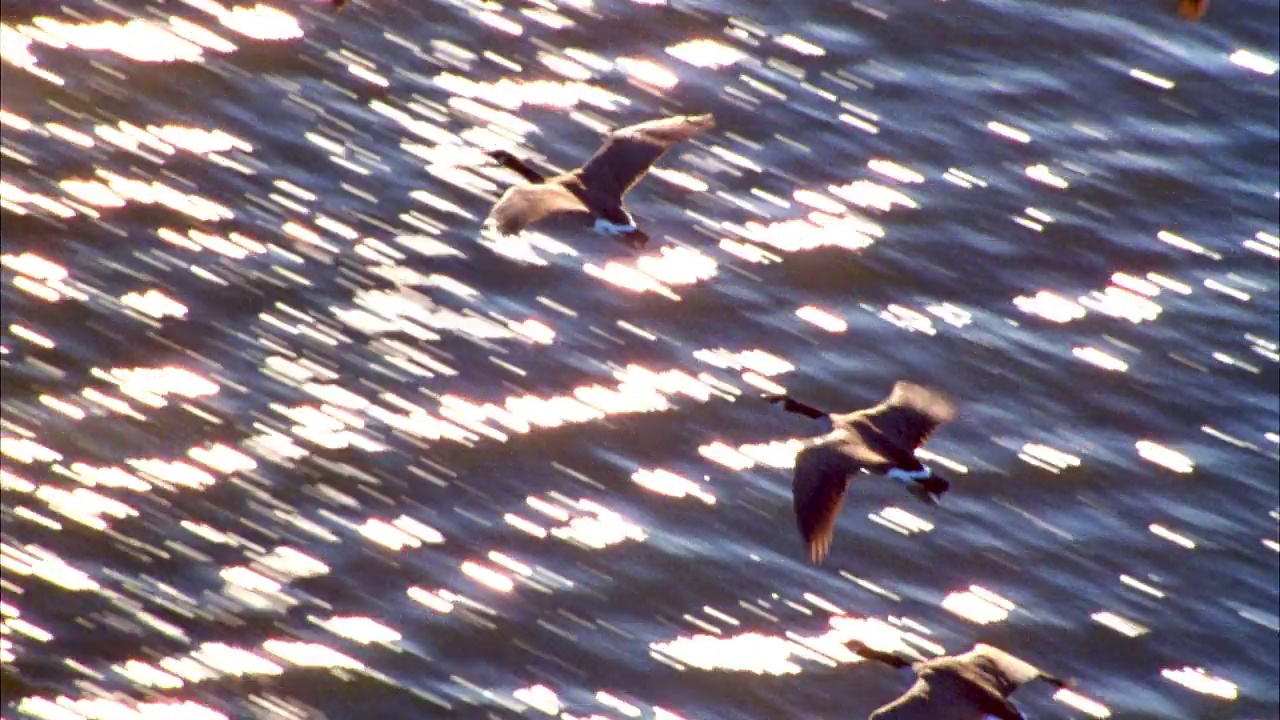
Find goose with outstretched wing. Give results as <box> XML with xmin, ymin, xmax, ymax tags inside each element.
<box><xmin>766</xmin><ymin>382</ymin><xmax>957</xmax><ymax>563</ymax></box>
<box><xmin>483</xmin><ymin>113</ymin><xmax>715</xmax><ymax>248</ymax></box>
<box><xmin>848</xmin><ymin>641</ymin><xmax>1073</xmax><ymax>720</ymax></box>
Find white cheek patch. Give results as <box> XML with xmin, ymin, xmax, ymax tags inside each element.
<box><xmin>887</xmin><ymin>466</ymin><xmax>933</xmax><ymax>484</ymax></box>
<box><xmin>593</xmin><ymin>218</ymin><xmax>638</xmax><ymax>235</ymax></box>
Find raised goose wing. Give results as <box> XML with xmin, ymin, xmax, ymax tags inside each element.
<box><xmin>485</xmin><ymin>182</ymin><xmax>592</xmax><ymax>236</ymax></box>
<box><xmin>958</xmin><ymin>644</ymin><xmax>1042</xmax><ymax>697</ymax></box>
<box><xmin>853</xmin><ymin>382</ymin><xmax>957</xmax><ymax>453</ymax></box>
<box><xmin>577</xmin><ymin>114</ymin><xmax>715</xmax><ymax>199</ymax></box>
<box><xmin>792</xmin><ymin>439</ymin><xmax>864</xmax><ymax>564</ymax></box>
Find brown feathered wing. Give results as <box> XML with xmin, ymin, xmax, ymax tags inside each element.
<box><xmin>840</xmin><ymin>382</ymin><xmax>957</xmax><ymax>466</ymax></box>
<box><xmin>577</xmin><ymin>114</ymin><xmax>715</xmax><ymax>200</ymax></box>
<box><xmin>791</xmin><ymin>440</ymin><xmax>863</xmax><ymax>564</ymax></box>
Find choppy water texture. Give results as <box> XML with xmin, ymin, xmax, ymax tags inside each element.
<box><xmin>1</xmin><ymin>0</ymin><xmax>1278</xmax><ymax>718</ymax></box>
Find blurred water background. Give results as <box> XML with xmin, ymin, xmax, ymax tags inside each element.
<box><xmin>1</xmin><ymin>0</ymin><xmax>1278</xmax><ymax>718</ymax></box>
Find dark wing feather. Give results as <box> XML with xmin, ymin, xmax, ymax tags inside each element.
<box><xmin>485</xmin><ymin>182</ymin><xmax>591</xmax><ymax>235</ymax></box>
<box><xmin>854</xmin><ymin>382</ymin><xmax>957</xmax><ymax>452</ymax></box>
<box><xmin>791</xmin><ymin>440</ymin><xmax>862</xmax><ymax>564</ymax></box>
<box><xmin>577</xmin><ymin>114</ymin><xmax>715</xmax><ymax>200</ymax></box>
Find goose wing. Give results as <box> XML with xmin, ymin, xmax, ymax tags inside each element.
<box><xmin>485</xmin><ymin>182</ymin><xmax>592</xmax><ymax>236</ymax></box>
<box><xmin>867</xmin><ymin>678</ymin><xmax>933</xmax><ymax>719</ymax></box>
<box><xmin>577</xmin><ymin>114</ymin><xmax>715</xmax><ymax>199</ymax></box>
<box><xmin>853</xmin><ymin>382</ymin><xmax>957</xmax><ymax>453</ymax></box>
<box><xmin>792</xmin><ymin>438</ymin><xmax>864</xmax><ymax>564</ymax></box>
<box><xmin>827</xmin><ymin>419</ymin><xmax>893</xmax><ymax>469</ymax></box>
<box><xmin>959</xmin><ymin>644</ymin><xmax>1042</xmax><ymax>696</ymax></box>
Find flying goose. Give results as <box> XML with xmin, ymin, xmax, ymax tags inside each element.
<box><xmin>765</xmin><ymin>382</ymin><xmax>957</xmax><ymax>563</ymax></box>
<box><xmin>482</xmin><ymin>113</ymin><xmax>716</xmax><ymax>248</ymax></box>
<box><xmin>848</xmin><ymin>641</ymin><xmax>1072</xmax><ymax>720</ymax></box>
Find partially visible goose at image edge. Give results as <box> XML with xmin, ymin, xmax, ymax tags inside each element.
<box><xmin>850</xmin><ymin>641</ymin><xmax>1073</xmax><ymax>720</ymax></box>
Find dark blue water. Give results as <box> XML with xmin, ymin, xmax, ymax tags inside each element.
<box><xmin>1</xmin><ymin>1</ymin><xmax>1277</xmax><ymax>719</ymax></box>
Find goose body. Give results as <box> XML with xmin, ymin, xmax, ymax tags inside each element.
<box><xmin>769</xmin><ymin>382</ymin><xmax>957</xmax><ymax>563</ymax></box>
<box><xmin>483</xmin><ymin>113</ymin><xmax>715</xmax><ymax>247</ymax></box>
<box><xmin>850</xmin><ymin>642</ymin><xmax>1070</xmax><ymax>720</ymax></box>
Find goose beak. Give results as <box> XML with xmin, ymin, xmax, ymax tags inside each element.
<box><xmin>482</xmin><ymin>149</ymin><xmax>516</xmax><ymax>165</ymax></box>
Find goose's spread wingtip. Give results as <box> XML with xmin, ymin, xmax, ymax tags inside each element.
<box><xmin>809</xmin><ymin>544</ymin><xmax>824</xmax><ymax>565</ymax></box>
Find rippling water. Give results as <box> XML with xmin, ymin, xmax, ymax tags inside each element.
<box><xmin>2</xmin><ymin>1</ymin><xmax>1278</xmax><ymax>718</ymax></box>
